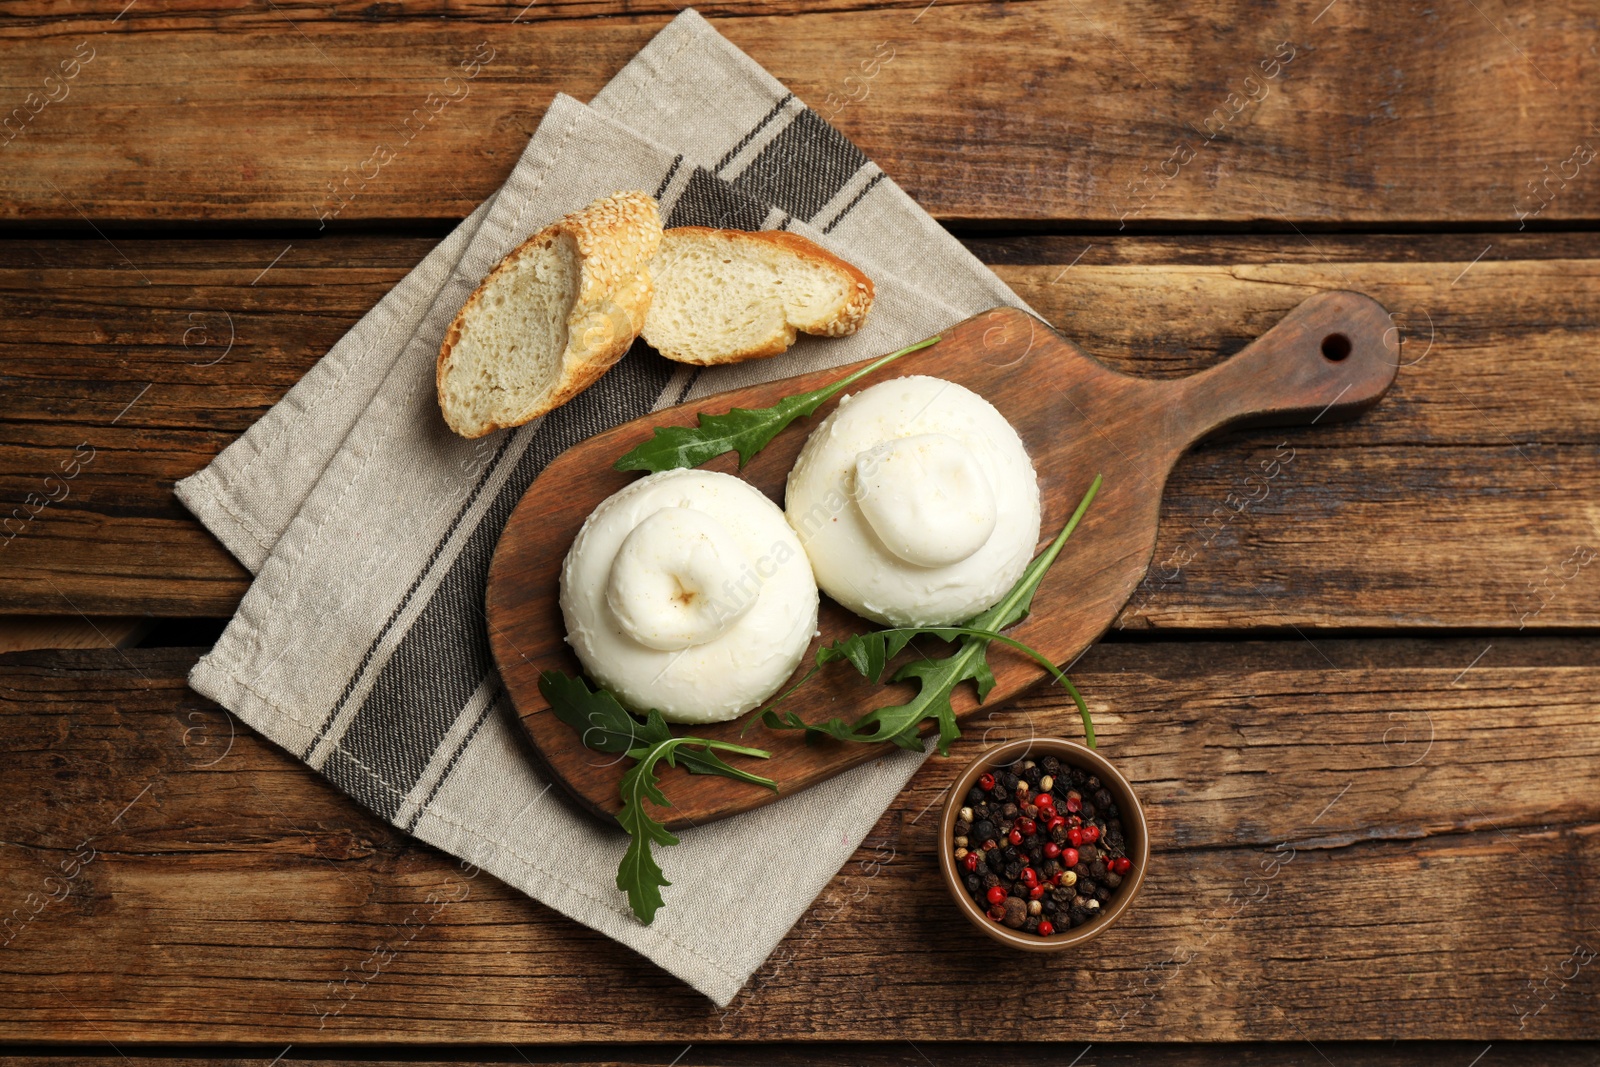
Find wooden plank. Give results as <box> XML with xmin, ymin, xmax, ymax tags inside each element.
<box><xmin>0</xmin><ymin>615</ymin><xmax>145</xmax><ymax>652</ymax></box>
<box><xmin>0</xmin><ymin>235</ymin><xmax>421</xmax><ymax>615</ymax></box>
<box><xmin>1</xmin><ymin>641</ymin><xmax>1596</xmax><ymax>1041</ymax></box>
<box><xmin>3</xmin><ymin>1045</ymin><xmax>1597</xmax><ymax>1067</ymax></box>
<box><xmin>1</xmin><ymin>2</ymin><xmax>1598</xmax><ymax>225</ymax></box>
<box><xmin>3</xmin><ymin>234</ymin><xmax>1598</xmax><ymax>630</ymax></box>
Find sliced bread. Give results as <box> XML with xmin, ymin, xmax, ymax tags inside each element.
<box><xmin>437</xmin><ymin>191</ymin><xmax>662</xmax><ymax>438</ymax></box>
<box><xmin>642</xmin><ymin>227</ymin><xmax>874</xmax><ymax>366</ymax></box>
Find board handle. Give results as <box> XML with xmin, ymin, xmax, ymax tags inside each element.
<box><xmin>1178</xmin><ymin>290</ymin><xmax>1400</xmax><ymax>441</ymax></box>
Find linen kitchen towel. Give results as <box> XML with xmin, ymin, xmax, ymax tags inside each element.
<box><xmin>177</xmin><ymin>9</ymin><xmax>1030</xmax><ymax>1007</ymax></box>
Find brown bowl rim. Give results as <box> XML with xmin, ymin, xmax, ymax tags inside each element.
<box><xmin>937</xmin><ymin>736</ymin><xmax>1149</xmax><ymax>951</ymax></box>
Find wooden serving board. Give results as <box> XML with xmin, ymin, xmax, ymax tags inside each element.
<box><xmin>486</xmin><ymin>294</ymin><xmax>1399</xmax><ymax>828</ymax></box>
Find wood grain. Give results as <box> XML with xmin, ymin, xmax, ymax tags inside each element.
<box><xmin>3</xmin><ymin>1047</ymin><xmax>1598</xmax><ymax>1067</ymax></box>
<box><xmin>0</xmin><ymin>235</ymin><xmax>414</xmax><ymax>615</ymax></box>
<box><xmin>3</xmin><ymin>233</ymin><xmax>1598</xmax><ymax>630</ymax></box>
<box><xmin>0</xmin><ymin>615</ymin><xmax>145</xmax><ymax>652</ymax></box>
<box><xmin>1</xmin><ymin>2</ymin><xmax>1598</xmax><ymax>225</ymax></box>
<box><xmin>489</xmin><ymin>296</ymin><xmax>1398</xmax><ymax>827</ymax></box>
<box><xmin>1</xmin><ymin>642</ymin><xmax>1596</xmax><ymax>1041</ymax></box>
<box><xmin>2</xmin><ymin>0</ymin><xmax>1594</xmax><ymax>1054</ymax></box>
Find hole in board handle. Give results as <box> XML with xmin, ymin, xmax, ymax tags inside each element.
<box><xmin>1320</xmin><ymin>333</ymin><xmax>1352</xmax><ymax>362</ymax></box>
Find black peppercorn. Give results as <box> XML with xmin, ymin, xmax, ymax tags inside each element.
<box><xmin>952</xmin><ymin>755</ymin><xmax>1130</xmax><ymax>941</ymax></box>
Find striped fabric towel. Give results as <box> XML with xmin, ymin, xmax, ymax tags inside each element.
<box><xmin>177</xmin><ymin>9</ymin><xmax>1028</xmax><ymax>1006</ymax></box>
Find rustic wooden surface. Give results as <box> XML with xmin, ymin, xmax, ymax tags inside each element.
<box><xmin>2</xmin><ymin>0</ymin><xmax>1597</xmax><ymax>1058</ymax></box>
<box><xmin>1</xmin><ymin>2</ymin><xmax>1598</xmax><ymax>226</ymax></box>
<box><xmin>2</xmin><ymin>1049</ymin><xmax>1597</xmax><ymax>1067</ymax></box>
<box><xmin>0</xmin><ymin>615</ymin><xmax>144</xmax><ymax>653</ymax></box>
<box><xmin>491</xmin><ymin>296</ymin><xmax>1398</xmax><ymax>826</ymax></box>
<box><xmin>1</xmin><ymin>640</ymin><xmax>1597</xmax><ymax>1042</ymax></box>
<box><xmin>7</xmin><ymin>233</ymin><xmax>1600</xmax><ymax>627</ymax></box>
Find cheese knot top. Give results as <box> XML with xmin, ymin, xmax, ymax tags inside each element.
<box><xmin>851</xmin><ymin>433</ymin><xmax>999</xmax><ymax>568</ymax></box>
<box><xmin>604</xmin><ymin>506</ymin><xmax>757</xmax><ymax>651</ymax></box>
<box><xmin>561</xmin><ymin>469</ymin><xmax>818</xmax><ymax>724</ymax></box>
<box><xmin>785</xmin><ymin>376</ymin><xmax>1041</xmax><ymax>628</ymax></box>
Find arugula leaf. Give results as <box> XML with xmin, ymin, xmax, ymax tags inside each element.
<box><xmin>539</xmin><ymin>669</ymin><xmax>777</xmax><ymax>924</ymax></box>
<box><xmin>666</xmin><ymin>734</ymin><xmax>780</xmax><ymax>789</ymax></box>
<box><xmin>614</xmin><ymin>335</ymin><xmax>942</xmax><ymax>472</ymax></box>
<box><xmin>816</xmin><ymin>626</ymin><xmax>1075</xmax><ymax>688</ymax></box>
<box><xmin>540</xmin><ymin>669</ymin><xmax>778</xmax><ymax>783</ymax></box>
<box><xmin>616</xmin><ymin>735</ymin><xmax>776</xmax><ymax>924</ymax></box>
<box><xmin>540</xmin><ymin>669</ymin><xmax>661</xmax><ymax>752</ymax></box>
<box><xmin>614</xmin><ymin>745</ymin><xmax>681</xmax><ymax>925</ymax></box>
<box><xmin>760</xmin><ymin>474</ymin><xmax>1103</xmax><ymax>754</ymax></box>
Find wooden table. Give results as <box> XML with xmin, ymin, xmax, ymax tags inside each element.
<box><xmin>3</xmin><ymin>2</ymin><xmax>1597</xmax><ymax>1062</ymax></box>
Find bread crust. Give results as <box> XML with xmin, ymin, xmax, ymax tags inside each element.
<box><xmin>644</xmin><ymin>227</ymin><xmax>875</xmax><ymax>366</ymax></box>
<box><xmin>437</xmin><ymin>191</ymin><xmax>662</xmax><ymax>438</ymax></box>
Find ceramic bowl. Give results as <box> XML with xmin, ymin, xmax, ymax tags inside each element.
<box><xmin>938</xmin><ymin>736</ymin><xmax>1149</xmax><ymax>950</ymax></box>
